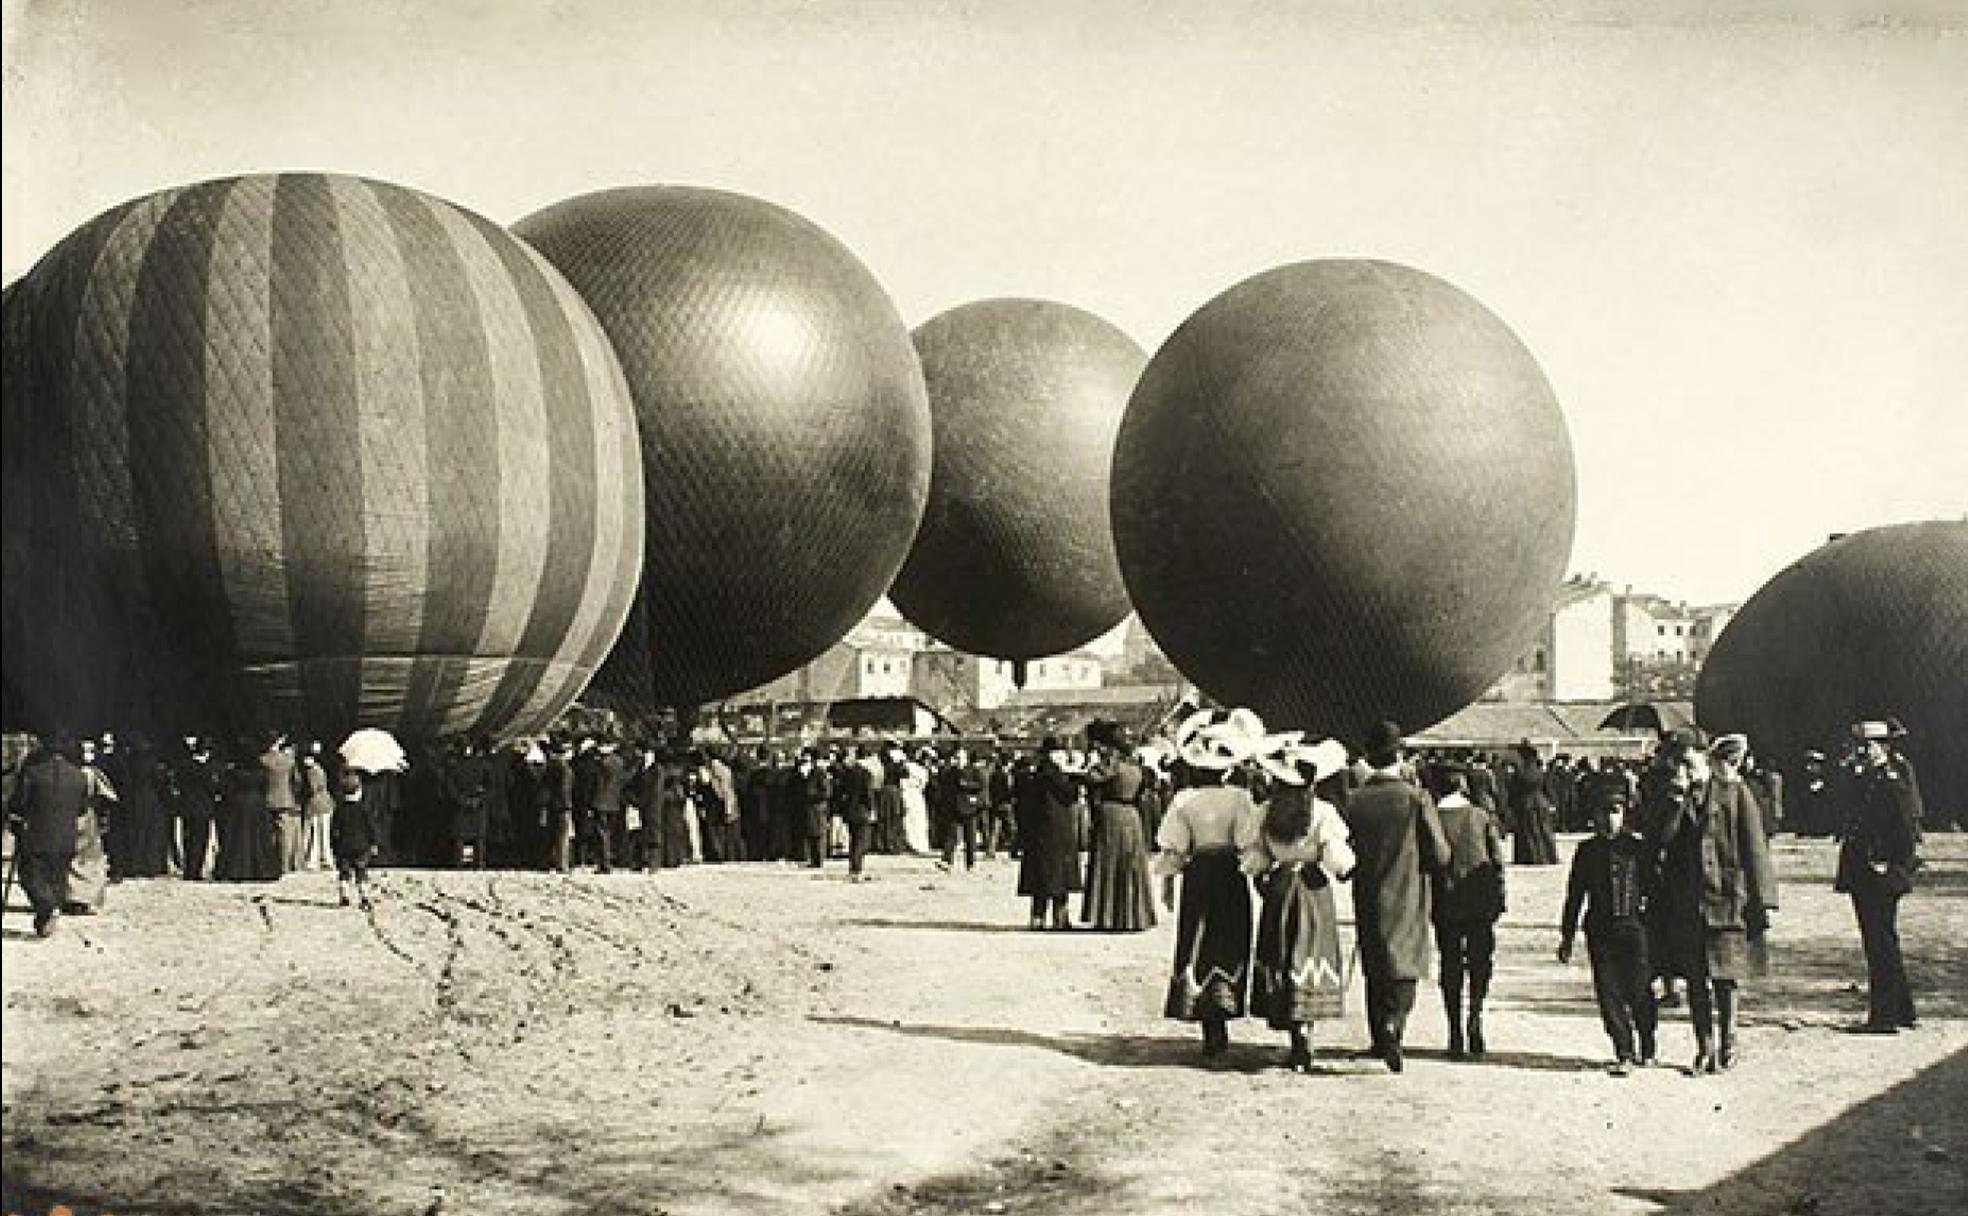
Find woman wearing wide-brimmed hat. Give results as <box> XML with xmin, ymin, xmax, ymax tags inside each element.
<box><xmin>1155</xmin><ymin>709</ymin><xmax>1265</xmax><ymax>1055</ymax></box>
<box><xmin>1243</xmin><ymin>734</ymin><xmax>1355</xmax><ymax>1073</ymax></box>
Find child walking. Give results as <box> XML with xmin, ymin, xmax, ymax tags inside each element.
<box><xmin>1559</xmin><ymin>794</ymin><xmax>1658</xmax><ymax>1075</ymax></box>
<box><xmin>333</xmin><ymin>768</ymin><xmax>381</xmax><ymax>911</ymax></box>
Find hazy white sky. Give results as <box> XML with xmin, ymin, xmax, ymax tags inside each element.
<box><xmin>5</xmin><ymin>0</ymin><xmax>1964</xmax><ymax>606</ymax></box>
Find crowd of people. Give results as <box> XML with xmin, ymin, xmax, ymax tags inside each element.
<box><xmin>4</xmin><ymin>709</ymin><xmax>1929</xmax><ymax>1079</ymax></box>
<box><xmin>1149</xmin><ymin>709</ymin><xmax>1927</xmax><ymax>1077</ymax></box>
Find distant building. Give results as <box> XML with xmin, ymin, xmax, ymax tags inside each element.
<box><xmin>911</xmin><ymin>646</ymin><xmax>1105</xmax><ymax>712</ymax></box>
<box><xmin>728</xmin><ymin>606</ymin><xmax>927</xmax><ymax>704</ymax></box>
<box><xmin>1490</xmin><ymin>577</ymin><xmax>1736</xmax><ymax>704</ymax></box>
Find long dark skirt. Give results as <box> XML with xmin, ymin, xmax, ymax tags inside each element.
<box><xmin>1082</xmin><ymin>803</ymin><xmax>1156</xmax><ymax>931</ymax></box>
<box><xmin>1513</xmin><ymin>805</ymin><xmax>1560</xmax><ymax>866</ymax></box>
<box><xmin>1251</xmin><ymin>865</ymin><xmax>1346</xmax><ymax>1029</ymax></box>
<box><xmin>217</xmin><ymin>806</ymin><xmax>281</xmax><ymax>882</ymax></box>
<box><xmin>874</xmin><ymin>787</ymin><xmax>905</xmax><ymax>853</ymax></box>
<box><xmin>1164</xmin><ymin>847</ymin><xmax>1252</xmax><ymax>1021</ymax></box>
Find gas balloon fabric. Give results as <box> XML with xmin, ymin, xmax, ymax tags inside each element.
<box><xmin>1110</xmin><ymin>259</ymin><xmax>1576</xmax><ymax>746</ymax></box>
<box><xmin>1696</xmin><ymin>521</ymin><xmax>1968</xmax><ymax>820</ymax></box>
<box><xmin>1</xmin><ymin>173</ymin><xmax>644</xmax><ymax>741</ymax></box>
<box><xmin>515</xmin><ymin>186</ymin><xmax>931</xmax><ymax>709</ymax></box>
<box><xmin>890</xmin><ymin>298</ymin><xmax>1145</xmax><ymax>660</ymax></box>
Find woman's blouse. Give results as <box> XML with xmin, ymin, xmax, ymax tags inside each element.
<box><xmin>1241</xmin><ymin>793</ymin><xmax>1356</xmax><ymax>880</ymax></box>
<box><xmin>1154</xmin><ymin>784</ymin><xmax>1258</xmax><ymax>876</ymax></box>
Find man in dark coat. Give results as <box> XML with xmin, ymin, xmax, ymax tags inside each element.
<box><xmin>1015</xmin><ymin>742</ymin><xmax>1083</xmax><ymax>929</ymax></box>
<box><xmin>1466</xmin><ymin>753</ymin><xmax>1502</xmax><ymax>821</ymax></box>
<box><xmin>1343</xmin><ymin>721</ymin><xmax>1449</xmax><ymax>1073</ymax></box>
<box><xmin>7</xmin><ymin>736</ymin><xmax>89</xmax><ymax>936</ymax></box>
<box><xmin>794</xmin><ymin>750</ymin><xmax>832</xmax><ymax>868</ymax></box>
<box><xmin>170</xmin><ymin>738</ymin><xmax>223</xmax><ymax>881</ymax></box>
<box><xmin>588</xmin><ymin>741</ymin><xmax>630</xmax><ymax>874</ymax></box>
<box><xmin>1645</xmin><ymin>731</ymin><xmax>1778</xmax><ymax>1072</ymax></box>
<box><xmin>1835</xmin><ymin>721</ymin><xmax>1923</xmax><ymax>1033</ymax></box>
<box><xmin>445</xmin><ymin>741</ymin><xmax>491</xmax><ymax>869</ymax></box>
<box><xmin>839</xmin><ymin>745</ymin><xmax>878</xmax><ymax>880</ymax></box>
<box><xmin>936</xmin><ymin>748</ymin><xmax>987</xmax><ymax>874</ymax></box>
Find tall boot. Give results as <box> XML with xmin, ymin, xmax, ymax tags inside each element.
<box><xmin>1715</xmin><ymin>982</ymin><xmax>1739</xmax><ymax>1071</ymax></box>
<box><xmin>1286</xmin><ymin>1023</ymin><xmax>1313</xmax><ymax>1073</ymax></box>
<box><xmin>1444</xmin><ymin>984</ymin><xmax>1466</xmax><ymax>1059</ymax></box>
<box><xmin>1467</xmin><ymin>971</ymin><xmax>1490</xmax><ymax>1059</ymax></box>
<box><xmin>1201</xmin><ymin>1017</ymin><xmax>1229</xmax><ymax>1057</ymax></box>
<box><xmin>1688</xmin><ymin>981</ymin><xmax>1716</xmax><ymax>1075</ymax></box>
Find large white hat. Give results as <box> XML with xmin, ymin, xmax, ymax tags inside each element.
<box><xmin>1174</xmin><ymin>707</ymin><xmax>1267</xmax><ymax>770</ymax></box>
<box><xmin>1172</xmin><ymin>706</ymin><xmax>1347</xmax><ymax>786</ymax></box>
<box><xmin>1262</xmin><ymin>737</ymin><xmax>1350</xmax><ymax>787</ymax></box>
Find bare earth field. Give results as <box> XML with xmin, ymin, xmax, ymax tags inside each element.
<box><xmin>4</xmin><ymin>834</ymin><xmax>1964</xmax><ymax>1216</ymax></box>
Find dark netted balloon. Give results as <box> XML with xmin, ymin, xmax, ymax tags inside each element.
<box><xmin>1111</xmin><ymin>259</ymin><xmax>1576</xmax><ymax>745</ymax></box>
<box><xmin>515</xmin><ymin>186</ymin><xmax>931</xmax><ymax>709</ymax></box>
<box><xmin>1696</xmin><ymin>521</ymin><xmax>1968</xmax><ymax>821</ymax></box>
<box><xmin>889</xmin><ymin>298</ymin><xmax>1145</xmax><ymax>660</ymax></box>
<box><xmin>0</xmin><ymin>173</ymin><xmax>645</xmax><ymax>741</ymax></box>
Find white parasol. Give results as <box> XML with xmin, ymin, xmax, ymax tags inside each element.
<box><xmin>339</xmin><ymin>727</ymin><xmax>409</xmax><ymax>775</ymax></box>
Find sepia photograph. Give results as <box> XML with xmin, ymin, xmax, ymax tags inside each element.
<box><xmin>2</xmin><ymin>2</ymin><xmax>1964</xmax><ymax>1213</ymax></box>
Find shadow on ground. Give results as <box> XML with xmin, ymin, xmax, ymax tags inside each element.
<box><xmin>844</xmin><ymin>916</ymin><xmax>1038</xmax><ymax>935</ymax></box>
<box><xmin>810</xmin><ymin>1015</ymin><xmax>1608</xmax><ymax>1075</ymax></box>
<box><xmin>2</xmin><ymin>1077</ymin><xmax>854</xmax><ymax>1216</ymax></box>
<box><xmin>1614</xmin><ymin>1046</ymin><xmax>1968</xmax><ymax>1216</ymax></box>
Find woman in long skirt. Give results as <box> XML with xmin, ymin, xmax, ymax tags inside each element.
<box><xmin>1156</xmin><ymin>769</ymin><xmax>1259</xmax><ymax>1055</ymax></box>
<box><xmin>1081</xmin><ymin>735</ymin><xmax>1157</xmax><ymax>932</ymax></box>
<box><xmin>65</xmin><ymin>749</ymin><xmax>117</xmax><ymax>914</ymax></box>
<box><xmin>216</xmin><ymin>741</ymin><xmax>282</xmax><ymax>882</ymax></box>
<box><xmin>1244</xmin><ymin>747</ymin><xmax>1355</xmax><ymax>1073</ymax></box>
<box><xmin>299</xmin><ymin>744</ymin><xmax>336</xmax><ymax>870</ymax></box>
<box><xmin>1507</xmin><ymin>744</ymin><xmax>1560</xmax><ymax>866</ymax></box>
<box><xmin>901</xmin><ymin>753</ymin><xmax>933</xmax><ymax>855</ymax></box>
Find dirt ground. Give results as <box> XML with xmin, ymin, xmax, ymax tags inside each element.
<box><xmin>4</xmin><ymin>832</ymin><xmax>1964</xmax><ymax>1216</ymax></box>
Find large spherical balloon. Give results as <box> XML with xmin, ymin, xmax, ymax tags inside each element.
<box><xmin>515</xmin><ymin>186</ymin><xmax>931</xmax><ymax>708</ymax></box>
<box><xmin>888</xmin><ymin>298</ymin><xmax>1145</xmax><ymax>659</ymax></box>
<box><xmin>1</xmin><ymin>173</ymin><xmax>644</xmax><ymax>741</ymax></box>
<box><xmin>1696</xmin><ymin>521</ymin><xmax>1968</xmax><ymax>821</ymax></box>
<box><xmin>1111</xmin><ymin>259</ymin><xmax>1575</xmax><ymax>744</ymax></box>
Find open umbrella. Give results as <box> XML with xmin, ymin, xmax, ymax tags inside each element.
<box><xmin>1599</xmin><ymin>701</ymin><xmax>1695</xmax><ymax>734</ymax></box>
<box><xmin>339</xmin><ymin>728</ymin><xmax>408</xmax><ymax>775</ymax></box>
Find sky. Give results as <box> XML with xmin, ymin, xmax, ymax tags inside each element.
<box><xmin>4</xmin><ymin>0</ymin><xmax>1964</xmax><ymax>607</ymax></box>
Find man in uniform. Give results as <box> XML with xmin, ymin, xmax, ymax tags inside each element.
<box><xmin>1835</xmin><ymin>719</ymin><xmax>1923</xmax><ymax>1033</ymax></box>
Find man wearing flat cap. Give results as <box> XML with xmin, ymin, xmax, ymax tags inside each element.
<box><xmin>1342</xmin><ymin>720</ymin><xmax>1449</xmax><ymax>1072</ymax></box>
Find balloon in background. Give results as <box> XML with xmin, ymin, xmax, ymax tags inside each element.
<box><xmin>515</xmin><ymin>186</ymin><xmax>931</xmax><ymax>710</ymax></box>
<box><xmin>1696</xmin><ymin>521</ymin><xmax>1968</xmax><ymax>823</ymax></box>
<box><xmin>889</xmin><ymin>298</ymin><xmax>1145</xmax><ymax>660</ymax></box>
<box><xmin>1111</xmin><ymin>259</ymin><xmax>1576</xmax><ymax>746</ymax></box>
<box><xmin>1</xmin><ymin>173</ymin><xmax>644</xmax><ymax>741</ymax></box>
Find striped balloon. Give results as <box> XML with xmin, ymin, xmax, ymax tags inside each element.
<box><xmin>1</xmin><ymin>173</ymin><xmax>644</xmax><ymax>741</ymax></box>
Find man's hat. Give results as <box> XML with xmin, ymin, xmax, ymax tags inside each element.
<box><xmin>1853</xmin><ymin>718</ymin><xmax>1909</xmax><ymax>741</ymax></box>
<box><xmin>1710</xmin><ymin>733</ymin><xmax>1749</xmax><ymax>763</ymax></box>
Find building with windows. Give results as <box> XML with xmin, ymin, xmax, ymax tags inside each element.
<box><xmin>910</xmin><ymin>646</ymin><xmax>1106</xmax><ymax>712</ymax></box>
<box><xmin>1490</xmin><ymin>577</ymin><xmax>1738</xmax><ymax>704</ymax></box>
